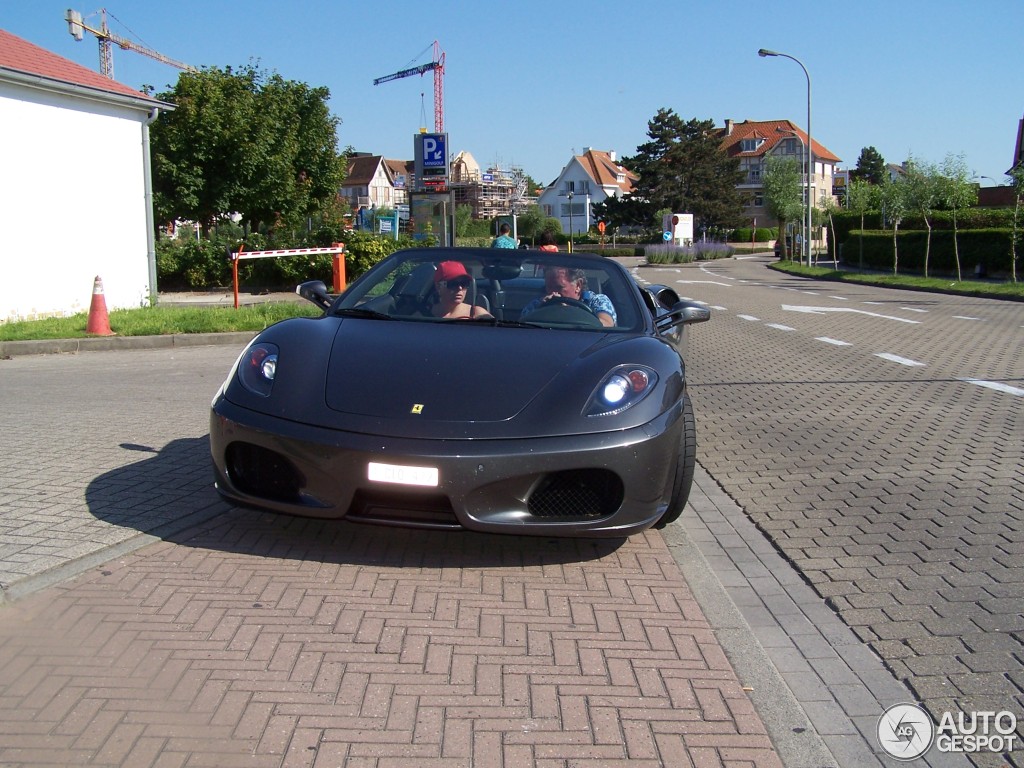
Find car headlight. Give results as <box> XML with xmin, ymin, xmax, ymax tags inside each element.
<box><xmin>585</xmin><ymin>365</ymin><xmax>658</xmax><ymax>416</ymax></box>
<box><xmin>238</xmin><ymin>342</ymin><xmax>279</xmax><ymax>397</ymax></box>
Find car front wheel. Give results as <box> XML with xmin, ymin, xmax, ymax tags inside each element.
<box><xmin>654</xmin><ymin>392</ymin><xmax>696</xmax><ymax>529</ymax></box>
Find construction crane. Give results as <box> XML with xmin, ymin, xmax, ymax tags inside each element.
<box><xmin>65</xmin><ymin>8</ymin><xmax>195</xmax><ymax>80</ymax></box>
<box><xmin>373</xmin><ymin>40</ymin><xmax>445</xmax><ymax>133</ymax></box>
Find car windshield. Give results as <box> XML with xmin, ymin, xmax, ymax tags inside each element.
<box><xmin>333</xmin><ymin>248</ymin><xmax>642</xmax><ymax>332</ymax></box>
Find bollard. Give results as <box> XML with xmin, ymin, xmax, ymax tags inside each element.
<box><xmin>332</xmin><ymin>242</ymin><xmax>346</xmax><ymax>292</ymax></box>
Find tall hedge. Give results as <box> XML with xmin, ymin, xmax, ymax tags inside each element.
<box><xmin>838</xmin><ymin>229</ymin><xmax>1015</xmax><ymax>275</ymax></box>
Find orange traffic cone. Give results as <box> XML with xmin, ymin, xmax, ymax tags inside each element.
<box><xmin>86</xmin><ymin>275</ymin><xmax>113</xmax><ymax>336</ymax></box>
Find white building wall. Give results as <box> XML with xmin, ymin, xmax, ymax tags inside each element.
<box><xmin>0</xmin><ymin>81</ymin><xmax>153</xmax><ymax>321</ymax></box>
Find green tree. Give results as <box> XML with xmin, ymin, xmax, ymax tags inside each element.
<box><xmin>850</xmin><ymin>146</ymin><xmax>887</xmax><ymax>185</ymax></box>
<box><xmin>454</xmin><ymin>204</ymin><xmax>474</xmax><ymax>237</ymax></box>
<box><xmin>880</xmin><ymin>176</ymin><xmax>908</xmax><ymax>274</ymax></box>
<box><xmin>621</xmin><ymin>109</ymin><xmax>746</xmax><ymax>234</ymax></box>
<box><xmin>1008</xmin><ymin>163</ymin><xmax>1023</xmax><ymax>283</ymax></box>
<box><xmin>152</xmin><ymin>64</ymin><xmax>344</xmax><ymax>236</ymax></box>
<box><xmin>902</xmin><ymin>156</ymin><xmax>941</xmax><ymax>276</ymax></box>
<box><xmin>939</xmin><ymin>153</ymin><xmax>978</xmax><ymax>282</ymax></box>
<box><xmin>846</xmin><ymin>177</ymin><xmax>878</xmax><ymax>268</ymax></box>
<box><xmin>762</xmin><ymin>156</ymin><xmax>802</xmax><ymax>258</ymax></box>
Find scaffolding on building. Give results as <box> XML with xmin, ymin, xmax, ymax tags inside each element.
<box><xmin>449</xmin><ymin>152</ymin><xmax>529</xmax><ymax>219</ymax></box>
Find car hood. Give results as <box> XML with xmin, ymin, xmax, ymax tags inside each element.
<box><xmin>325</xmin><ymin>319</ymin><xmax>592</xmax><ymax>422</ymax></box>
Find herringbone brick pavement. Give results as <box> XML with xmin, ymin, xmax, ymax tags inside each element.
<box><xmin>0</xmin><ymin>510</ymin><xmax>782</xmax><ymax>767</ymax></box>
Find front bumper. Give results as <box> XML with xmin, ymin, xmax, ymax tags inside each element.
<box><xmin>210</xmin><ymin>397</ymin><xmax>683</xmax><ymax>538</ymax></box>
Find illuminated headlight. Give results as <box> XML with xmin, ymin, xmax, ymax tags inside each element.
<box><xmin>586</xmin><ymin>366</ymin><xmax>657</xmax><ymax>416</ymax></box>
<box><xmin>238</xmin><ymin>342</ymin><xmax>279</xmax><ymax>397</ymax></box>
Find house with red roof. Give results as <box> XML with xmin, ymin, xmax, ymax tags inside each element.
<box><xmin>0</xmin><ymin>28</ymin><xmax>171</xmax><ymax>321</ymax></box>
<box><xmin>717</xmin><ymin>118</ymin><xmax>842</xmax><ymax>231</ymax></box>
<box><xmin>536</xmin><ymin>149</ymin><xmax>638</xmax><ymax>236</ymax></box>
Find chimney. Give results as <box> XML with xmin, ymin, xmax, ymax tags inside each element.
<box><xmin>609</xmin><ymin>150</ymin><xmax>617</xmax><ymax>162</ymax></box>
<box><xmin>725</xmin><ymin>119</ymin><xmax>734</xmax><ymax>135</ymax></box>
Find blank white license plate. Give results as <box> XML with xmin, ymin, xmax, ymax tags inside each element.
<box><xmin>367</xmin><ymin>461</ymin><xmax>439</xmax><ymax>487</ymax></box>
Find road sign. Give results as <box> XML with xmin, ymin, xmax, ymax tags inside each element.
<box><xmin>421</xmin><ymin>133</ymin><xmax>446</xmax><ymax>168</ymax></box>
<box><xmin>663</xmin><ymin>231</ymin><xmax>672</xmax><ymax>241</ymax></box>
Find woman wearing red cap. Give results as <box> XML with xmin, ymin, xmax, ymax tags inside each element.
<box><xmin>431</xmin><ymin>261</ymin><xmax>492</xmax><ymax>319</ymax></box>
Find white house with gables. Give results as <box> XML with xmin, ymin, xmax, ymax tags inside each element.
<box><xmin>0</xmin><ymin>28</ymin><xmax>171</xmax><ymax>321</ymax></box>
<box><xmin>536</xmin><ymin>149</ymin><xmax>637</xmax><ymax>235</ymax></box>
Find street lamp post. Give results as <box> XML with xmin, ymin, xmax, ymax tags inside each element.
<box><xmin>567</xmin><ymin>185</ymin><xmax>575</xmax><ymax>253</ymax></box>
<box><xmin>759</xmin><ymin>48</ymin><xmax>812</xmax><ymax>267</ymax></box>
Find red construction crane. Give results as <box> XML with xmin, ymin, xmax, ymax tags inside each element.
<box><xmin>373</xmin><ymin>40</ymin><xmax>445</xmax><ymax>133</ymax></box>
<box><xmin>65</xmin><ymin>8</ymin><xmax>195</xmax><ymax>80</ymax></box>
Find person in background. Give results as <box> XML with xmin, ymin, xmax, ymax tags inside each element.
<box><xmin>537</xmin><ymin>231</ymin><xmax>559</xmax><ymax>252</ymax></box>
<box><xmin>491</xmin><ymin>222</ymin><xmax>517</xmax><ymax>249</ymax></box>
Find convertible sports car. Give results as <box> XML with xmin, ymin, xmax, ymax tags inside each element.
<box><xmin>210</xmin><ymin>247</ymin><xmax>710</xmax><ymax>537</ymax></box>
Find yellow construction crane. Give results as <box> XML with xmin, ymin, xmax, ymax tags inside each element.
<box><xmin>65</xmin><ymin>8</ymin><xmax>195</xmax><ymax>80</ymax></box>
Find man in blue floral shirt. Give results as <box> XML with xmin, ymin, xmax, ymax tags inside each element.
<box><xmin>520</xmin><ymin>265</ymin><xmax>616</xmax><ymax>327</ymax></box>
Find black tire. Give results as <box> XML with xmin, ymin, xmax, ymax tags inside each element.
<box><xmin>654</xmin><ymin>393</ymin><xmax>696</xmax><ymax>529</ymax></box>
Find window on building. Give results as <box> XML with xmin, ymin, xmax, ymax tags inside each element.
<box><xmin>741</xmin><ymin>138</ymin><xmax>764</xmax><ymax>152</ymax></box>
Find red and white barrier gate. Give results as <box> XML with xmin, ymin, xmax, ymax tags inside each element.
<box><xmin>230</xmin><ymin>243</ymin><xmax>346</xmax><ymax>308</ymax></box>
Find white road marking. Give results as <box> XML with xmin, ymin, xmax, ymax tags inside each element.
<box><xmin>952</xmin><ymin>316</ymin><xmax>983</xmax><ymax>321</ymax></box>
<box><xmin>828</xmin><ymin>295</ymin><xmax>849</xmax><ymax>301</ymax></box>
<box><xmin>711</xmin><ymin>306</ymin><xmax>727</xmax><ymax>311</ymax></box>
<box><xmin>782</xmin><ymin>305</ymin><xmax>922</xmax><ymax>324</ymax></box>
<box><xmin>901</xmin><ymin>307</ymin><xmax>929</xmax><ymax>313</ymax></box>
<box><xmin>766</xmin><ymin>323</ymin><xmax>796</xmax><ymax>331</ymax></box>
<box><xmin>876</xmin><ymin>353</ymin><xmax>926</xmax><ymax>367</ymax></box>
<box><xmin>816</xmin><ymin>337</ymin><xmax>852</xmax><ymax>346</ymax></box>
<box><xmin>737</xmin><ymin>314</ymin><xmax>760</xmax><ymax>321</ymax></box>
<box><xmin>960</xmin><ymin>379</ymin><xmax>1024</xmax><ymax>396</ymax></box>
<box><xmin>863</xmin><ymin>301</ymin><xmax>885</xmax><ymax>305</ymax></box>
<box><xmin>676</xmin><ymin>280</ymin><xmax>733</xmax><ymax>287</ymax></box>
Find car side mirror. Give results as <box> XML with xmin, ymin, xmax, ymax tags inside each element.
<box><xmin>296</xmin><ymin>280</ymin><xmax>332</xmax><ymax>311</ymax></box>
<box><xmin>656</xmin><ymin>300</ymin><xmax>711</xmax><ymax>331</ymax></box>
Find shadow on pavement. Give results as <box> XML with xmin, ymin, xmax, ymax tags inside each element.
<box><xmin>86</xmin><ymin>436</ymin><xmax>625</xmax><ymax>570</ymax></box>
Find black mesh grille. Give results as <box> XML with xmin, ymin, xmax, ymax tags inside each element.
<box><xmin>225</xmin><ymin>442</ymin><xmax>304</xmax><ymax>502</ymax></box>
<box><xmin>527</xmin><ymin>470</ymin><xmax>624</xmax><ymax>519</ymax></box>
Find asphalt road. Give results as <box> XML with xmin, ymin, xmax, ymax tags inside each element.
<box><xmin>636</xmin><ymin>255</ymin><xmax>1023</xmax><ymax>767</ymax></box>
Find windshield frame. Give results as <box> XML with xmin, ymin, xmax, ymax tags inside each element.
<box><xmin>331</xmin><ymin>248</ymin><xmax>645</xmax><ymax>333</ymax></box>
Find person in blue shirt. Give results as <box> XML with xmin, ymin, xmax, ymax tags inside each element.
<box><xmin>520</xmin><ymin>265</ymin><xmax>616</xmax><ymax>327</ymax></box>
<box><xmin>491</xmin><ymin>222</ymin><xmax>518</xmax><ymax>249</ymax></box>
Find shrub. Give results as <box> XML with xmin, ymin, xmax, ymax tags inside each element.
<box><xmin>838</xmin><ymin>229</ymin><xmax>1015</xmax><ymax>276</ymax></box>
<box><xmin>730</xmin><ymin>227</ymin><xmax>776</xmax><ymax>243</ymax></box>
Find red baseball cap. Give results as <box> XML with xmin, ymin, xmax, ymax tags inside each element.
<box><xmin>434</xmin><ymin>261</ymin><xmax>469</xmax><ymax>283</ymax></box>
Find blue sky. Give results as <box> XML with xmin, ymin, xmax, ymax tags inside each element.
<box><xmin>6</xmin><ymin>1</ymin><xmax>1022</xmax><ymax>187</ymax></box>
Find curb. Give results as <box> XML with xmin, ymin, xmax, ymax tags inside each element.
<box><xmin>0</xmin><ymin>331</ymin><xmax>257</xmax><ymax>358</ymax></box>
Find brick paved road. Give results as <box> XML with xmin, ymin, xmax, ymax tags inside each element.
<box><xmin>0</xmin><ymin>346</ymin><xmax>785</xmax><ymax>767</ymax></box>
<box><xmin>643</xmin><ymin>256</ymin><xmax>1023</xmax><ymax>768</ymax></box>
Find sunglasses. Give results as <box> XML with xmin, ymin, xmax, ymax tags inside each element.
<box><xmin>442</xmin><ymin>278</ymin><xmax>471</xmax><ymax>290</ymax></box>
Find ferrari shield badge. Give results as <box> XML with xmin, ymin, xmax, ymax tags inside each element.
<box><xmin>410</xmin><ymin>403</ymin><xmax>424</xmax><ymax>414</ymax></box>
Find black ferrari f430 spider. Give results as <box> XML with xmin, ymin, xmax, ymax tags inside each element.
<box><xmin>210</xmin><ymin>247</ymin><xmax>710</xmax><ymax>537</ymax></box>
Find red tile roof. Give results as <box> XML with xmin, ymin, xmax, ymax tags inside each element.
<box><xmin>718</xmin><ymin>119</ymin><xmax>841</xmax><ymax>163</ymax></box>
<box><xmin>577</xmin><ymin>149</ymin><xmax>637</xmax><ymax>194</ymax></box>
<box><xmin>0</xmin><ymin>28</ymin><xmax>160</xmax><ymax>103</ymax></box>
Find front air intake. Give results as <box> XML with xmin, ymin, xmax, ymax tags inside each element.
<box><xmin>527</xmin><ymin>469</ymin><xmax>624</xmax><ymax>519</ymax></box>
<box><xmin>225</xmin><ymin>442</ymin><xmax>304</xmax><ymax>502</ymax></box>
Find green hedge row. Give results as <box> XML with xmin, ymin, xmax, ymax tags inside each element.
<box><xmin>156</xmin><ymin>228</ymin><xmax>432</xmax><ymax>291</ymax></box>
<box><xmin>839</xmin><ymin>229</ymin><xmax>1017</xmax><ymax>275</ymax></box>
<box><xmin>729</xmin><ymin>227</ymin><xmax>778</xmax><ymax>243</ymax></box>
